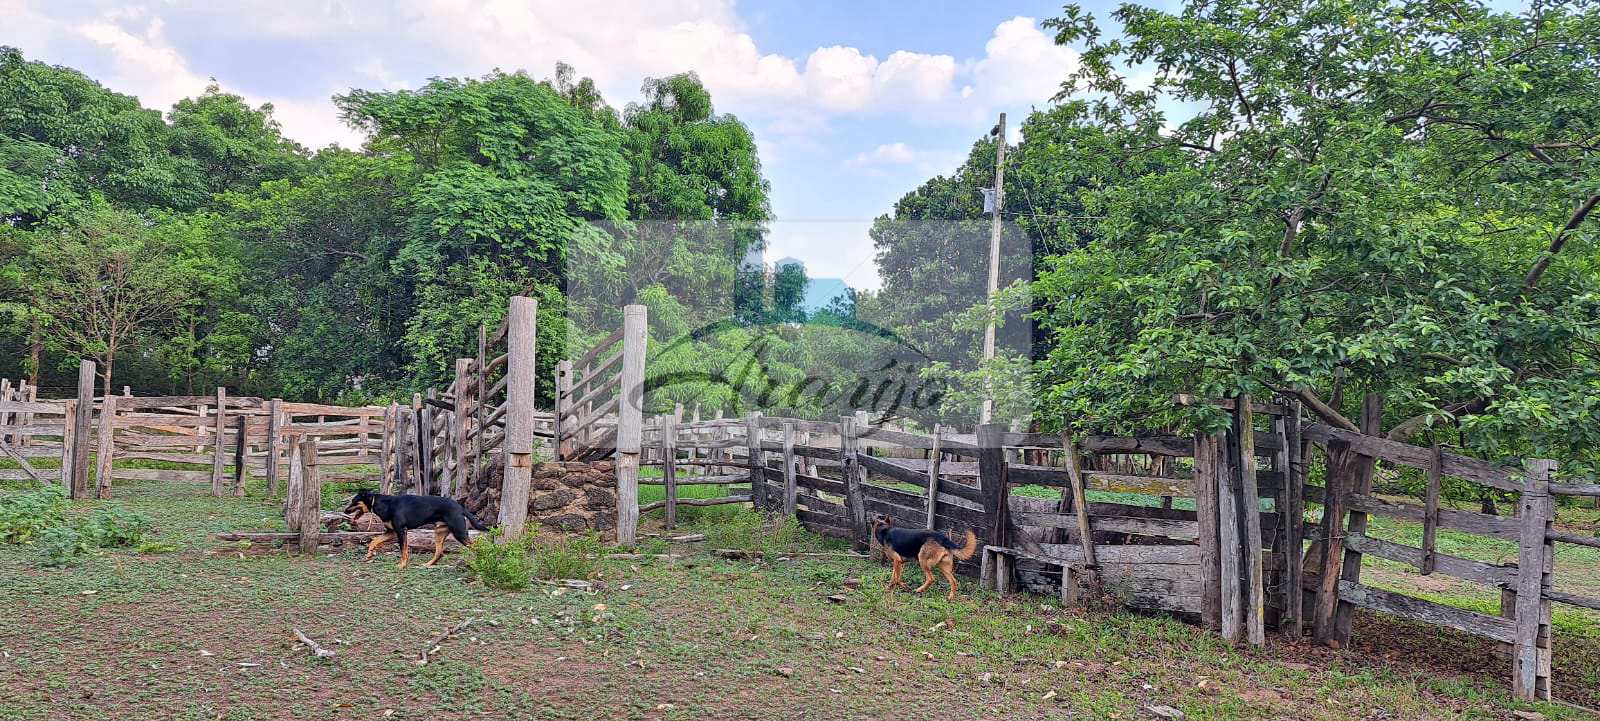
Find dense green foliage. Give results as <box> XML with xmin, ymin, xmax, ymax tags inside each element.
<box><xmin>868</xmin><ymin>0</ymin><xmax>1600</xmax><ymax>471</ymax></box>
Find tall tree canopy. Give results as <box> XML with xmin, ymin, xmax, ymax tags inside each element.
<box><xmin>1028</xmin><ymin>0</ymin><xmax>1600</xmax><ymax>468</ymax></box>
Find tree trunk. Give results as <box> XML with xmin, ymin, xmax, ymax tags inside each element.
<box><xmin>27</xmin><ymin>316</ymin><xmax>42</xmax><ymax>390</ymax></box>
<box><xmin>1481</xmin><ymin>491</ymin><xmax>1498</xmax><ymax>516</ymax></box>
<box><xmin>101</xmin><ymin>351</ymin><xmax>115</xmax><ymax>398</ymax></box>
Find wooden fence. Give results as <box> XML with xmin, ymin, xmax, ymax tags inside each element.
<box><xmin>614</xmin><ymin>396</ymin><xmax>1596</xmax><ymax>702</ymax></box>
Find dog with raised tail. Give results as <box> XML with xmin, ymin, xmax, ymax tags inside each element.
<box><xmin>343</xmin><ymin>490</ymin><xmax>491</xmax><ymax>569</ymax></box>
<box><xmin>870</xmin><ymin>515</ymin><xmax>978</xmax><ymax>600</ymax></box>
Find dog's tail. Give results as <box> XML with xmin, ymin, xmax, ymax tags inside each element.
<box><xmin>939</xmin><ymin>529</ymin><xmax>979</xmax><ymax>561</ymax></box>
<box><xmin>463</xmin><ymin>509</ymin><xmax>492</xmax><ymax>532</ymax></box>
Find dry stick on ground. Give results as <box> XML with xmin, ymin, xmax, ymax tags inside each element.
<box><xmin>293</xmin><ymin>628</ymin><xmax>336</xmax><ymax>658</ymax></box>
<box><xmin>417</xmin><ymin>618</ymin><xmax>478</xmax><ymax>666</ymax></box>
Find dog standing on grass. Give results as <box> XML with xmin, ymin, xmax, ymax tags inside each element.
<box><xmin>870</xmin><ymin>515</ymin><xmax>978</xmax><ymax>600</ymax></box>
<box><xmin>343</xmin><ymin>490</ymin><xmax>490</xmax><ymax>569</ymax></box>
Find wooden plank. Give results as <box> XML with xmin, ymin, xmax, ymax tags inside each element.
<box><xmin>1236</xmin><ymin>395</ymin><xmax>1266</xmax><ymax>646</ymax></box>
<box><xmin>1346</xmin><ymin>493</ymin><xmax>1519</xmax><ymax>539</ymax></box>
<box><xmin>1081</xmin><ymin>435</ymin><xmax>1194</xmax><ymax>457</ymax></box>
<box><xmin>1194</xmin><ymin>432</ymin><xmax>1221</xmax><ymax>631</ymax></box>
<box><xmin>792</xmin><ymin>472</ymin><xmax>847</xmax><ymax>496</ymax></box>
<box><xmin>925</xmin><ymin>425</ymin><xmax>942</xmax><ymax>529</ymax></box>
<box><xmin>0</xmin><ymin>400</ymin><xmax>67</xmax><ymax>414</ymax></box>
<box><xmin>980</xmin><ymin>424</ymin><xmax>1009</xmax><ymax>550</ymax></box>
<box><xmin>1422</xmin><ymin>443</ymin><xmax>1443</xmax><ymax>574</ymax></box>
<box><xmin>1546</xmin><ymin>590</ymin><xmax>1600</xmax><ymax>611</ymax></box>
<box><xmin>1173</xmin><ymin>393</ymin><xmax>1290</xmax><ymax>416</ymax></box>
<box><xmin>796</xmin><ymin>493</ymin><xmax>846</xmax><ymax>516</ymax></box>
<box><xmin>746</xmin><ymin>413</ymin><xmax>765</xmax><ymax>509</ymax></box>
<box><xmin>1033</xmin><ymin>543</ymin><xmax>1201</xmax><ymax>566</ymax></box>
<box><xmin>500</xmin><ymin>296</ymin><xmax>538</xmax><ymax>539</ymax></box>
<box><xmin>1313</xmin><ymin>437</ymin><xmax>1351</xmax><ymax>645</ymax></box>
<box><xmin>663</xmin><ymin>414</ymin><xmax>677</xmax><ymax>529</ymax></box>
<box><xmin>110</xmin><ymin>468</ymin><xmax>210</xmax><ymax>482</ymax></box>
<box><xmin>1550</xmin><ymin>482</ymin><xmax>1600</xmax><ymax>497</ymax></box>
<box><xmin>1278</xmin><ymin>402</ymin><xmax>1305</xmax><ymax>636</ymax></box>
<box><xmin>1331</xmin><ymin>394</ymin><xmax>1382</xmax><ymax>646</ymax></box>
<box><xmin>639</xmin><ymin>495</ymin><xmax>750</xmax><ymax>514</ymax></box>
<box><xmin>1343</xmin><ymin>531</ymin><xmax>1515</xmax><ymax>586</ymax></box>
<box><xmin>94</xmin><ymin>395</ymin><xmax>116</xmax><ymax>499</ymax></box>
<box><xmin>614</xmin><ymin>304</ymin><xmax>646</xmax><ymax>547</ymax></box>
<box><xmin>264</xmin><ymin>399</ymin><xmax>284</xmax><ymax>496</ymax></box>
<box><xmin>1302</xmin><ymin>423</ymin><xmax>1517</xmax><ymax>492</ymax></box>
<box><xmin>1336</xmin><ymin>580</ymin><xmax>1514</xmax><ymax>643</ymax></box>
<box><xmin>841</xmin><ymin>415</ymin><xmax>866</xmax><ymax>545</ymax></box>
<box><xmin>210</xmin><ymin>388</ymin><xmax>228</xmax><ymax>496</ymax></box>
<box><xmin>1217</xmin><ymin>428</ymin><xmax>1244</xmax><ymax>643</ymax></box>
<box><xmin>299</xmin><ymin>440</ymin><xmax>321</xmax><ymax>554</ymax></box>
<box><xmin>69</xmin><ymin>361</ymin><xmax>95</xmax><ymax>498</ymax></box>
<box><xmin>1513</xmin><ymin>459</ymin><xmax>1554</xmax><ymax>701</ymax></box>
<box><xmin>781</xmin><ymin>422</ymin><xmax>797</xmax><ymax>519</ymax></box>
<box><xmin>1013</xmin><ymin>512</ymin><xmax>1199</xmax><ymax>540</ymax></box>
<box><xmin>1063</xmin><ymin>437</ymin><xmax>1099</xmax><ymax>603</ymax></box>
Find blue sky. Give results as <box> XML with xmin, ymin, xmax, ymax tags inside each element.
<box><xmin>2</xmin><ymin>0</ymin><xmax>1123</xmax><ymax>289</ymax></box>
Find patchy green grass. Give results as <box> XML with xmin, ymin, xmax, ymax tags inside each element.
<box><xmin>0</xmin><ymin>479</ymin><xmax>1597</xmax><ymax>720</ymax></box>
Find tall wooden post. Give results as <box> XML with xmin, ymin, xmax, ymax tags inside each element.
<box><xmin>413</xmin><ymin>393</ymin><xmax>428</xmax><ymax>493</ymax></box>
<box><xmin>285</xmin><ymin>440</ymin><xmax>305</xmax><ymax>531</ymax></box>
<box><xmin>746</xmin><ymin>412</ymin><xmax>765</xmax><ymax>509</ymax></box>
<box><xmin>94</xmin><ymin>395</ymin><xmax>117</xmax><ymax>500</ymax></box>
<box><xmin>840</xmin><ymin>415</ymin><xmax>865</xmax><ymax>546</ymax></box>
<box><xmin>976</xmin><ymin>423</ymin><xmax>1009</xmax><ymax>550</ymax></box>
<box><xmin>453</xmin><ymin>358</ymin><xmax>471</xmax><ymax>498</ymax></box>
<box><xmin>1063</xmin><ymin>437</ymin><xmax>1098</xmax><ymax>604</ymax></box>
<box><xmin>232</xmin><ymin>415</ymin><xmax>247</xmax><ymax>496</ymax></box>
<box><xmin>1193</xmin><ymin>432</ymin><xmax>1223</xmax><ymax>631</ymax></box>
<box><xmin>1278</xmin><ymin>400</ymin><xmax>1305</xmax><ymax>636</ymax></box>
<box><xmin>60</xmin><ymin>400</ymin><xmax>76</xmax><ymax>491</ymax></box>
<box><xmin>380</xmin><ymin>402</ymin><xmax>398</xmax><ymax>494</ymax></box>
<box><xmin>781</xmin><ymin>421</ymin><xmax>797</xmax><ymax>519</ymax></box>
<box><xmin>1234</xmin><ymin>396</ymin><xmax>1266</xmax><ymax>646</ymax></box>
<box><xmin>265</xmin><ymin>398</ymin><xmax>284</xmax><ymax>496</ymax></box>
<box><xmin>500</xmin><ymin>296</ymin><xmax>538</xmax><ymax>539</ymax></box>
<box><xmin>69</xmin><ymin>360</ymin><xmax>95</xmax><ymax>499</ymax></box>
<box><xmin>1217</xmin><ymin>425</ymin><xmax>1244</xmax><ymax>644</ymax></box>
<box><xmin>924</xmin><ymin>424</ymin><xmax>942</xmax><ymax>529</ymax></box>
<box><xmin>662</xmin><ymin>414</ymin><xmax>678</xmax><ymax>528</ymax></box>
<box><xmin>554</xmin><ymin>360</ymin><xmax>573</xmax><ymax>461</ymax></box>
<box><xmin>298</xmin><ymin>439</ymin><xmax>322</xmax><ymax>556</ymax></box>
<box><xmin>210</xmin><ymin>388</ymin><xmax>228</xmax><ymax>496</ymax></box>
<box><xmin>1512</xmin><ymin>459</ymin><xmax>1555</xmax><ymax>700</ymax></box>
<box><xmin>1331</xmin><ymin>394</ymin><xmax>1382</xmax><ymax>644</ymax></box>
<box><xmin>614</xmin><ymin>304</ymin><xmax>647</xmax><ymax>547</ymax></box>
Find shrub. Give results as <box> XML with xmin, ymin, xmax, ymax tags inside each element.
<box><xmin>463</xmin><ymin>529</ymin><xmax>538</xmax><ymax>590</ymax></box>
<box><xmin>534</xmin><ymin>531</ymin><xmax>601</xmax><ymax>581</ymax></box>
<box><xmin>81</xmin><ymin>506</ymin><xmax>151</xmax><ymax>548</ymax></box>
<box><xmin>38</xmin><ymin>525</ymin><xmax>92</xmax><ymax>567</ymax></box>
<box><xmin>0</xmin><ymin>485</ymin><xmax>68</xmax><ymax>544</ymax></box>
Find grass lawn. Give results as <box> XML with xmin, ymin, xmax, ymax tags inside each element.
<box><xmin>1</xmin><ymin>473</ymin><xmax>1597</xmax><ymax>720</ymax></box>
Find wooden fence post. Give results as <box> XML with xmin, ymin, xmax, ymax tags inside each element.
<box><xmin>265</xmin><ymin>398</ymin><xmax>284</xmax><ymax>497</ymax></box>
<box><xmin>976</xmin><ymin>422</ymin><xmax>1009</xmax><ymax>552</ymax></box>
<box><xmin>747</xmin><ymin>412</ymin><xmax>765</xmax><ymax>509</ymax></box>
<box><xmin>233</xmin><ymin>415</ymin><xmax>247</xmax><ymax>496</ymax></box>
<box><xmin>781</xmin><ymin>421</ymin><xmax>797</xmax><ymax>519</ymax></box>
<box><xmin>500</xmin><ymin>296</ymin><xmax>538</xmax><ymax>540</ymax></box>
<box><xmin>1512</xmin><ymin>459</ymin><xmax>1555</xmax><ymax>700</ymax></box>
<box><xmin>93</xmin><ymin>395</ymin><xmax>117</xmax><ymax>500</ymax></box>
<box><xmin>1217</xmin><ymin>426</ymin><xmax>1244</xmax><ymax>644</ymax></box>
<box><xmin>1331</xmin><ymin>394</ymin><xmax>1382</xmax><ymax>645</ymax></box>
<box><xmin>663</xmin><ymin>413</ymin><xmax>678</xmax><ymax>528</ymax></box>
<box><xmin>1312</xmin><ymin>436</ymin><xmax>1350</xmax><ymax>645</ymax></box>
<box><xmin>380</xmin><ymin>402</ymin><xmax>398</xmax><ymax>494</ymax></box>
<box><xmin>554</xmin><ymin>360</ymin><xmax>572</xmax><ymax>461</ymax></box>
<box><xmin>210</xmin><ymin>388</ymin><xmax>228</xmax><ymax>496</ymax></box>
<box><xmin>1063</xmin><ymin>436</ymin><xmax>1099</xmax><ymax>604</ymax></box>
<box><xmin>285</xmin><ymin>441</ymin><xmax>305</xmax><ymax>531</ymax></box>
<box><xmin>614</xmin><ymin>304</ymin><xmax>647</xmax><ymax>547</ymax></box>
<box><xmin>1234</xmin><ymin>395</ymin><xmax>1266</xmax><ymax>646</ymax></box>
<box><xmin>60</xmin><ymin>400</ymin><xmax>76</xmax><ymax>492</ymax></box>
<box><xmin>453</xmin><ymin>358</ymin><xmax>471</xmax><ymax>498</ymax></box>
<box><xmin>1193</xmin><ymin>432</ymin><xmax>1222</xmax><ymax>632</ymax></box>
<box><xmin>840</xmin><ymin>415</ymin><xmax>865</xmax><ymax>547</ymax></box>
<box><xmin>1278</xmin><ymin>400</ymin><xmax>1305</xmax><ymax>637</ymax></box>
<box><xmin>924</xmin><ymin>424</ymin><xmax>942</xmax><ymax>529</ymax></box>
<box><xmin>298</xmin><ymin>439</ymin><xmax>322</xmax><ymax>556</ymax></box>
<box><xmin>69</xmin><ymin>359</ymin><xmax>95</xmax><ymax>499</ymax></box>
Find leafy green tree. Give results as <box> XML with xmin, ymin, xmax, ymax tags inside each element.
<box><xmin>1031</xmin><ymin>0</ymin><xmax>1600</xmax><ymax>470</ymax></box>
<box><xmin>167</xmin><ymin>84</ymin><xmax>310</xmax><ymax>198</ymax></box>
<box><xmin>30</xmin><ymin>206</ymin><xmax>189</xmax><ymax>395</ymax></box>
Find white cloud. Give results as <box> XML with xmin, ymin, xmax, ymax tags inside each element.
<box><xmin>65</xmin><ymin>9</ymin><xmax>362</xmax><ymax>149</ymax></box>
<box><xmin>849</xmin><ymin>142</ymin><xmax>917</xmax><ymax>167</ymax></box>
<box><xmin>971</xmin><ymin>17</ymin><xmax>1081</xmax><ymax>106</ymax></box>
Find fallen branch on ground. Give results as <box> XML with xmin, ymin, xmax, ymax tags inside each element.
<box><xmin>712</xmin><ymin>548</ymin><xmax>870</xmax><ymax>560</ymax></box>
<box><xmin>417</xmin><ymin>618</ymin><xmax>477</xmax><ymax>666</ymax></box>
<box><xmin>293</xmin><ymin>628</ymin><xmax>336</xmax><ymax>658</ymax></box>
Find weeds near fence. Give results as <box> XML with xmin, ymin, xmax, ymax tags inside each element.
<box><xmin>464</xmin><ymin>529</ymin><xmax>539</xmax><ymax>590</ymax></box>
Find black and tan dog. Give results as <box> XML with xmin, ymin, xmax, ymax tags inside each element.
<box><xmin>870</xmin><ymin>515</ymin><xmax>978</xmax><ymax>600</ymax></box>
<box><xmin>344</xmin><ymin>490</ymin><xmax>490</xmax><ymax>569</ymax></box>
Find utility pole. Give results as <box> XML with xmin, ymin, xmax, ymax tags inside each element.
<box><xmin>980</xmin><ymin>112</ymin><xmax>1006</xmax><ymax>425</ymax></box>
